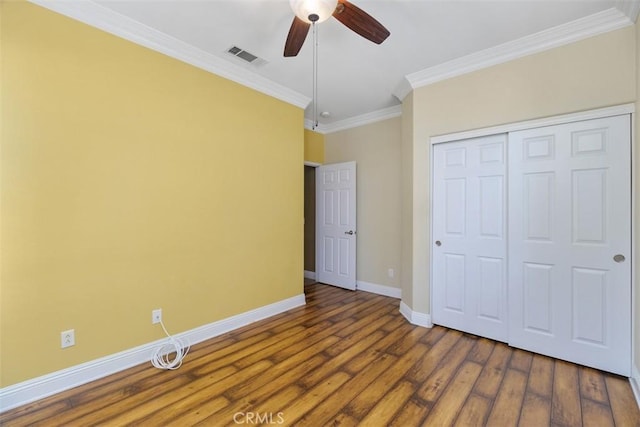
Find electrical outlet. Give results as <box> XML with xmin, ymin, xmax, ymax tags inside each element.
<box><xmin>388</xmin><ymin>268</ymin><xmax>395</xmax><ymax>278</ymax></box>
<box><xmin>61</xmin><ymin>329</ymin><xmax>75</xmax><ymax>348</ymax></box>
<box><xmin>152</xmin><ymin>309</ymin><xmax>162</xmax><ymax>324</ymax></box>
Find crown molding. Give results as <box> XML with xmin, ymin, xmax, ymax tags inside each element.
<box><xmin>395</xmin><ymin>7</ymin><xmax>633</xmax><ymax>100</ymax></box>
<box><xmin>304</xmin><ymin>118</ymin><xmax>317</xmax><ymax>131</ymax></box>
<box><xmin>392</xmin><ymin>78</ymin><xmax>413</xmax><ymax>104</ymax></box>
<box><xmin>308</xmin><ymin>105</ymin><xmax>403</xmax><ymax>134</ymax></box>
<box><xmin>616</xmin><ymin>0</ymin><xmax>640</xmax><ymax>21</ymax></box>
<box><xmin>28</xmin><ymin>1</ymin><xmax>634</xmax><ymax>126</ymax></box>
<box><xmin>27</xmin><ymin>0</ymin><xmax>311</xmax><ymax>110</ymax></box>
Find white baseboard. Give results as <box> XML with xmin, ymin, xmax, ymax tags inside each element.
<box><xmin>631</xmin><ymin>363</ymin><xmax>640</xmax><ymax>410</ymax></box>
<box><xmin>0</xmin><ymin>293</ymin><xmax>306</xmax><ymax>413</ymax></box>
<box><xmin>356</xmin><ymin>280</ymin><xmax>402</xmax><ymax>299</ymax></box>
<box><xmin>303</xmin><ymin>270</ymin><xmax>316</xmax><ymax>280</ymax></box>
<box><xmin>399</xmin><ymin>301</ymin><xmax>433</xmax><ymax>328</ymax></box>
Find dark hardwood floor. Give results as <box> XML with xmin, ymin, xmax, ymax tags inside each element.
<box><xmin>1</xmin><ymin>282</ymin><xmax>639</xmax><ymax>426</ymax></box>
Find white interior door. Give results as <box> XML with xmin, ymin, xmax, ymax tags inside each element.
<box><xmin>508</xmin><ymin>115</ymin><xmax>631</xmax><ymax>376</ymax></box>
<box><xmin>316</xmin><ymin>162</ymin><xmax>357</xmax><ymax>290</ymax></box>
<box><xmin>432</xmin><ymin>134</ymin><xmax>508</xmax><ymax>342</ymax></box>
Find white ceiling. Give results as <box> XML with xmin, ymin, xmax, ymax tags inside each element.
<box><xmin>34</xmin><ymin>0</ymin><xmax>638</xmax><ymax>132</ymax></box>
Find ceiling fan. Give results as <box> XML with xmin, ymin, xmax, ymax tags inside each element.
<box><xmin>284</xmin><ymin>0</ymin><xmax>390</xmax><ymax>57</ymax></box>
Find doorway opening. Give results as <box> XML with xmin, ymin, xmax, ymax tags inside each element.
<box><xmin>304</xmin><ymin>164</ymin><xmax>317</xmax><ymax>285</ymax></box>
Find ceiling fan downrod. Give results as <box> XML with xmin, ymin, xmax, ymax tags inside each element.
<box><xmin>311</xmin><ymin>21</ymin><xmax>319</xmax><ymax>130</ymax></box>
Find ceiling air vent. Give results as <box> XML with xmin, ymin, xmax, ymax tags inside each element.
<box><xmin>226</xmin><ymin>46</ymin><xmax>267</xmax><ymax>66</ymax></box>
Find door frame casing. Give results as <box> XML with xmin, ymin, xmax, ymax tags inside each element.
<box><xmin>429</xmin><ymin>103</ymin><xmax>635</xmax><ymax>376</ymax></box>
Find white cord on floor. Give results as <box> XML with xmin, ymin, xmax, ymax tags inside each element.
<box><xmin>151</xmin><ymin>320</ymin><xmax>190</xmax><ymax>370</ymax></box>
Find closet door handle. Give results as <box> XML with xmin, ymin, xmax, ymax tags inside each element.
<box><xmin>435</xmin><ymin>240</ymin><xmax>442</xmax><ymax>247</ymax></box>
<box><xmin>613</xmin><ymin>254</ymin><xmax>625</xmax><ymax>263</ymax></box>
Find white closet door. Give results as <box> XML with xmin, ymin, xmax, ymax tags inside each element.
<box><xmin>508</xmin><ymin>115</ymin><xmax>631</xmax><ymax>376</ymax></box>
<box><xmin>432</xmin><ymin>134</ymin><xmax>508</xmax><ymax>342</ymax></box>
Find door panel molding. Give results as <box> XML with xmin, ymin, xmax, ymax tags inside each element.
<box><xmin>430</xmin><ymin>109</ymin><xmax>633</xmax><ymax>376</ymax></box>
<box><xmin>508</xmin><ymin>115</ymin><xmax>631</xmax><ymax>376</ymax></box>
<box><xmin>432</xmin><ymin>134</ymin><xmax>508</xmax><ymax>342</ymax></box>
<box><xmin>316</xmin><ymin>162</ymin><xmax>357</xmax><ymax>290</ymax></box>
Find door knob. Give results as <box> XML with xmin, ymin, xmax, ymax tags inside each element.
<box><xmin>613</xmin><ymin>254</ymin><xmax>625</xmax><ymax>263</ymax></box>
<box><xmin>435</xmin><ymin>240</ymin><xmax>442</xmax><ymax>247</ymax></box>
<box><xmin>344</xmin><ymin>230</ymin><xmax>354</xmax><ymax>235</ymax></box>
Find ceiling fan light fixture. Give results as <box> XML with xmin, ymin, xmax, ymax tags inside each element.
<box><xmin>289</xmin><ymin>0</ymin><xmax>338</xmax><ymax>24</ymax></box>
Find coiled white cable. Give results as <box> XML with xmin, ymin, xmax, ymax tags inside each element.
<box><xmin>151</xmin><ymin>320</ymin><xmax>190</xmax><ymax>370</ymax></box>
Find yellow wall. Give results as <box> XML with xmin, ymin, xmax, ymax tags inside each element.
<box><xmin>404</xmin><ymin>26</ymin><xmax>637</xmax><ymax>316</ymax></box>
<box><xmin>325</xmin><ymin>118</ymin><xmax>403</xmax><ymax>289</ymax></box>
<box><xmin>304</xmin><ymin>129</ymin><xmax>324</xmax><ymax>164</ymax></box>
<box><xmin>0</xmin><ymin>2</ymin><xmax>303</xmax><ymax>386</ymax></box>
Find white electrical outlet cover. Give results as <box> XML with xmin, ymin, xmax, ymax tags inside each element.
<box><xmin>152</xmin><ymin>309</ymin><xmax>162</xmax><ymax>324</ymax></box>
<box><xmin>61</xmin><ymin>329</ymin><xmax>75</xmax><ymax>348</ymax></box>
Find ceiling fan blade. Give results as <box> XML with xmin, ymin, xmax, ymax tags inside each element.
<box><xmin>333</xmin><ymin>0</ymin><xmax>390</xmax><ymax>45</ymax></box>
<box><xmin>284</xmin><ymin>16</ymin><xmax>311</xmax><ymax>57</ymax></box>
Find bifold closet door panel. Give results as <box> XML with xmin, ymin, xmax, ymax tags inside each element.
<box><xmin>432</xmin><ymin>134</ymin><xmax>508</xmax><ymax>342</ymax></box>
<box><xmin>507</xmin><ymin>115</ymin><xmax>631</xmax><ymax>376</ymax></box>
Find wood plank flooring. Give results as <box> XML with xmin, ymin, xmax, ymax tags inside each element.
<box><xmin>2</xmin><ymin>282</ymin><xmax>639</xmax><ymax>426</ymax></box>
